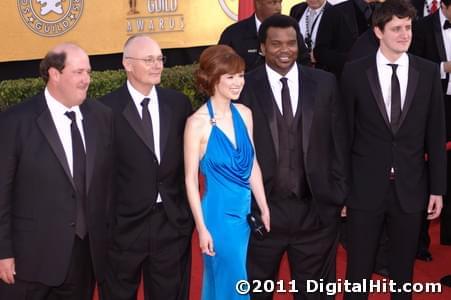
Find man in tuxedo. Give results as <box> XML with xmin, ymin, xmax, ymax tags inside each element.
<box><xmin>99</xmin><ymin>35</ymin><xmax>193</xmax><ymax>300</ymax></box>
<box><xmin>219</xmin><ymin>0</ymin><xmax>310</xmax><ymax>70</ymax></box>
<box><xmin>411</xmin><ymin>0</ymin><xmax>439</xmax><ymax>19</ymax></box>
<box><xmin>341</xmin><ymin>0</ymin><xmax>447</xmax><ymax>299</ymax></box>
<box><xmin>290</xmin><ymin>0</ymin><xmax>354</xmax><ymax>77</ymax></box>
<box><xmin>0</xmin><ymin>43</ymin><xmax>114</xmax><ymax>300</ymax></box>
<box><xmin>410</xmin><ymin>0</ymin><xmax>451</xmax><ymax>284</ymax></box>
<box><xmin>240</xmin><ymin>14</ymin><xmax>348</xmax><ymax>300</ymax></box>
<box><xmin>335</xmin><ymin>0</ymin><xmax>381</xmax><ymax>39</ymax></box>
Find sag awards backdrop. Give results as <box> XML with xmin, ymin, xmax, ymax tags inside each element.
<box><xmin>1</xmin><ymin>0</ymin><xmax>299</xmax><ymax>63</ymax></box>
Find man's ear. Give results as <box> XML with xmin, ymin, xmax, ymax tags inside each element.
<box><xmin>373</xmin><ymin>26</ymin><xmax>383</xmax><ymax>41</ymax></box>
<box><xmin>48</xmin><ymin>67</ymin><xmax>61</xmax><ymax>82</ymax></box>
<box><xmin>260</xmin><ymin>43</ymin><xmax>266</xmax><ymax>57</ymax></box>
<box><xmin>123</xmin><ymin>58</ymin><xmax>132</xmax><ymax>72</ymax></box>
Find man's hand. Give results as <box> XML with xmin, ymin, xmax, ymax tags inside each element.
<box><xmin>0</xmin><ymin>258</ymin><xmax>15</xmax><ymax>284</ymax></box>
<box><xmin>427</xmin><ymin>195</ymin><xmax>443</xmax><ymax>220</ymax></box>
<box><xmin>443</xmin><ymin>61</ymin><xmax>451</xmax><ymax>73</ymax></box>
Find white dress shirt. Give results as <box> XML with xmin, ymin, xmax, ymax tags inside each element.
<box><xmin>376</xmin><ymin>50</ymin><xmax>409</xmax><ymax>122</ymax></box>
<box><xmin>45</xmin><ymin>88</ymin><xmax>86</xmax><ymax>177</ymax></box>
<box><xmin>299</xmin><ymin>2</ymin><xmax>327</xmax><ymax>49</ymax></box>
<box><xmin>127</xmin><ymin>80</ymin><xmax>162</xmax><ymax>202</ymax></box>
<box><xmin>265</xmin><ymin>63</ymin><xmax>299</xmax><ymax>115</ymax></box>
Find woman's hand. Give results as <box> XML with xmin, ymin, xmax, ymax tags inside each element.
<box><xmin>198</xmin><ymin>228</ymin><xmax>215</xmax><ymax>256</ymax></box>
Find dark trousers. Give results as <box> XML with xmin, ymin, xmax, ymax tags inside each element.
<box><xmin>441</xmin><ymin>151</ymin><xmax>451</xmax><ymax>245</ymax></box>
<box><xmin>247</xmin><ymin>195</ymin><xmax>340</xmax><ymax>300</ymax></box>
<box><xmin>345</xmin><ymin>184</ymin><xmax>423</xmax><ymax>300</ymax></box>
<box><xmin>100</xmin><ymin>205</ymin><xmax>192</xmax><ymax>300</ymax></box>
<box><xmin>0</xmin><ymin>236</ymin><xmax>94</xmax><ymax>300</ymax></box>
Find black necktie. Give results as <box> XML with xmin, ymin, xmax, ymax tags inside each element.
<box><xmin>280</xmin><ymin>77</ymin><xmax>294</xmax><ymax>125</ymax></box>
<box><xmin>64</xmin><ymin>111</ymin><xmax>87</xmax><ymax>239</ymax></box>
<box><xmin>444</xmin><ymin>20</ymin><xmax>451</xmax><ymax>30</ymax></box>
<box><xmin>387</xmin><ymin>64</ymin><xmax>401</xmax><ymax>131</ymax></box>
<box><xmin>141</xmin><ymin>98</ymin><xmax>155</xmax><ymax>152</ymax></box>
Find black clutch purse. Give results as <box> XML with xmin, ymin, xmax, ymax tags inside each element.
<box><xmin>247</xmin><ymin>213</ymin><xmax>266</xmax><ymax>240</ymax></box>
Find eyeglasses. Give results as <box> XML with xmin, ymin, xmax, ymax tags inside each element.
<box><xmin>125</xmin><ymin>55</ymin><xmax>166</xmax><ymax>65</ymax></box>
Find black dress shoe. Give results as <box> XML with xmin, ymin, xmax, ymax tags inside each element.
<box><xmin>440</xmin><ymin>275</ymin><xmax>451</xmax><ymax>287</ymax></box>
<box><xmin>416</xmin><ymin>250</ymin><xmax>433</xmax><ymax>262</ymax></box>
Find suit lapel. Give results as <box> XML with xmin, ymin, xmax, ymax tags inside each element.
<box><xmin>300</xmin><ymin>68</ymin><xmax>316</xmax><ymax>159</ymax></box>
<box><xmin>121</xmin><ymin>86</ymin><xmax>155</xmax><ymax>154</ymax></box>
<box><xmin>366</xmin><ymin>63</ymin><xmax>391</xmax><ymax>129</ymax></box>
<box><xmin>35</xmin><ymin>94</ymin><xmax>76</xmax><ymax>190</ymax></box>
<box><xmin>433</xmin><ymin>12</ymin><xmax>447</xmax><ymax>61</ymax></box>
<box><xmin>80</xmin><ymin>101</ymin><xmax>97</xmax><ymax>194</ymax></box>
<box><xmin>255</xmin><ymin>69</ymin><xmax>280</xmax><ymax>160</ymax></box>
<box><xmin>397</xmin><ymin>55</ymin><xmax>419</xmax><ymax>134</ymax></box>
<box><xmin>156</xmin><ymin>87</ymin><xmax>171</xmax><ymax>161</ymax></box>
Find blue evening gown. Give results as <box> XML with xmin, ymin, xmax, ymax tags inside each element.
<box><xmin>200</xmin><ymin>99</ymin><xmax>254</xmax><ymax>300</ymax></box>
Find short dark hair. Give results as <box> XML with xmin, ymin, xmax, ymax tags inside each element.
<box><xmin>195</xmin><ymin>45</ymin><xmax>245</xmax><ymax>96</ymax></box>
<box><xmin>442</xmin><ymin>0</ymin><xmax>451</xmax><ymax>7</ymax></box>
<box><xmin>258</xmin><ymin>14</ymin><xmax>301</xmax><ymax>45</ymax></box>
<box><xmin>372</xmin><ymin>0</ymin><xmax>416</xmax><ymax>31</ymax></box>
<box><xmin>39</xmin><ymin>51</ymin><xmax>66</xmax><ymax>83</ymax></box>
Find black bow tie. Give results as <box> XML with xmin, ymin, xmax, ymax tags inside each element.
<box><xmin>444</xmin><ymin>20</ymin><xmax>451</xmax><ymax>30</ymax></box>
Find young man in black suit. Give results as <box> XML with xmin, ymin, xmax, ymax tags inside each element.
<box><xmin>219</xmin><ymin>0</ymin><xmax>310</xmax><ymax>70</ymax></box>
<box><xmin>240</xmin><ymin>14</ymin><xmax>348</xmax><ymax>300</ymax></box>
<box><xmin>341</xmin><ymin>0</ymin><xmax>447</xmax><ymax>299</ymax></box>
<box><xmin>99</xmin><ymin>35</ymin><xmax>193</xmax><ymax>300</ymax></box>
<box><xmin>410</xmin><ymin>0</ymin><xmax>451</xmax><ymax>284</ymax></box>
<box><xmin>0</xmin><ymin>43</ymin><xmax>114</xmax><ymax>300</ymax></box>
<box><xmin>290</xmin><ymin>0</ymin><xmax>354</xmax><ymax>77</ymax></box>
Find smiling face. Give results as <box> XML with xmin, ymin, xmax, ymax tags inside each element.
<box><xmin>48</xmin><ymin>46</ymin><xmax>91</xmax><ymax>108</ymax></box>
<box><xmin>123</xmin><ymin>36</ymin><xmax>163</xmax><ymax>95</ymax></box>
<box><xmin>374</xmin><ymin>16</ymin><xmax>412</xmax><ymax>61</ymax></box>
<box><xmin>260</xmin><ymin>26</ymin><xmax>298</xmax><ymax>76</ymax></box>
<box><xmin>213</xmin><ymin>72</ymin><xmax>245</xmax><ymax>101</ymax></box>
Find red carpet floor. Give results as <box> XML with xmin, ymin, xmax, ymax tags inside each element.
<box><xmin>94</xmin><ymin>220</ymin><xmax>451</xmax><ymax>299</ymax></box>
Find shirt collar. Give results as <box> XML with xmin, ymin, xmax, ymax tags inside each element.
<box><xmin>255</xmin><ymin>14</ymin><xmax>262</xmax><ymax>34</ymax></box>
<box><xmin>127</xmin><ymin>80</ymin><xmax>157</xmax><ymax>108</ymax></box>
<box><xmin>376</xmin><ymin>49</ymin><xmax>409</xmax><ymax>68</ymax></box>
<box><xmin>45</xmin><ymin>87</ymin><xmax>83</xmax><ymax>120</ymax></box>
<box><xmin>309</xmin><ymin>1</ymin><xmax>327</xmax><ymax>14</ymax></box>
<box><xmin>265</xmin><ymin>63</ymin><xmax>299</xmax><ymax>84</ymax></box>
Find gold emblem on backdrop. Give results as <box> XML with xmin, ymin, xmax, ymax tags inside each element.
<box><xmin>17</xmin><ymin>0</ymin><xmax>84</xmax><ymax>37</ymax></box>
<box><xmin>218</xmin><ymin>0</ymin><xmax>238</xmax><ymax>21</ymax></box>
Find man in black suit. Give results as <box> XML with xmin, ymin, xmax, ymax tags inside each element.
<box><xmin>335</xmin><ymin>0</ymin><xmax>381</xmax><ymax>39</ymax></box>
<box><xmin>99</xmin><ymin>35</ymin><xmax>193</xmax><ymax>300</ymax></box>
<box><xmin>240</xmin><ymin>14</ymin><xmax>348</xmax><ymax>300</ymax></box>
<box><xmin>290</xmin><ymin>0</ymin><xmax>354</xmax><ymax>77</ymax></box>
<box><xmin>410</xmin><ymin>0</ymin><xmax>451</xmax><ymax>284</ymax></box>
<box><xmin>0</xmin><ymin>43</ymin><xmax>114</xmax><ymax>300</ymax></box>
<box><xmin>341</xmin><ymin>0</ymin><xmax>447</xmax><ymax>299</ymax></box>
<box><xmin>219</xmin><ymin>0</ymin><xmax>309</xmax><ymax>70</ymax></box>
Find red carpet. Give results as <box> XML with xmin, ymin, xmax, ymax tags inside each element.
<box><xmin>94</xmin><ymin>220</ymin><xmax>450</xmax><ymax>299</ymax></box>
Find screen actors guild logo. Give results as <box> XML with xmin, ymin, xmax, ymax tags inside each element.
<box><xmin>18</xmin><ymin>0</ymin><xmax>84</xmax><ymax>37</ymax></box>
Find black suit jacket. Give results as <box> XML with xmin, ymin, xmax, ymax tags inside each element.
<box><xmin>240</xmin><ymin>65</ymin><xmax>349</xmax><ymax>225</ymax></box>
<box><xmin>290</xmin><ymin>2</ymin><xmax>354</xmax><ymax>77</ymax></box>
<box><xmin>341</xmin><ymin>54</ymin><xmax>447</xmax><ymax>212</ymax></box>
<box><xmin>99</xmin><ymin>85</ymin><xmax>193</xmax><ymax>249</ymax></box>
<box><xmin>0</xmin><ymin>93</ymin><xmax>113</xmax><ymax>285</ymax></box>
<box><xmin>334</xmin><ymin>0</ymin><xmax>371</xmax><ymax>40</ymax></box>
<box><xmin>410</xmin><ymin>11</ymin><xmax>448</xmax><ymax>91</ymax></box>
<box><xmin>347</xmin><ymin>28</ymin><xmax>379</xmax><ymax>62</ymax></box>
<box><xmin>218</xmin><ymin>14</ymin><xmax>311</xmax><ymax>71</ymax></box>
